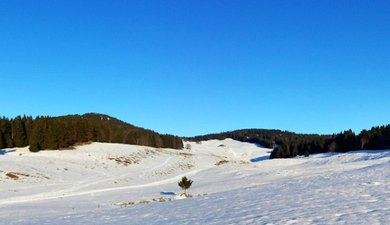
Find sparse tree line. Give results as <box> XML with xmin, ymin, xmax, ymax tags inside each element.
<box><xmin>0</xmin><ymin>113</ymin><xmax>183</xmax><ymax>152</ymax></box>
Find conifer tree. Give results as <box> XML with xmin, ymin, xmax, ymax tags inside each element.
<box><xmin>0</xmin><ymin>132</ymin><xmax>5</xmax><ymax>149</ymax></box>
<box><xmin>12</xmin><ymin>116</ymin><xmax>28</xmax><ymax>147</ymax></box>
<box><xmin>29</xmin><ymin>118</ymin><xmax>45</xmax><ymax>152</ymax></box>
<box><xmin>178</xmin><ymin>176</ymin><xmax>193</xmax><ymax>195</ymax></box>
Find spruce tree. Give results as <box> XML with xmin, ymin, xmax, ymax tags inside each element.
<box><xmin>29</xmin><ymin>118</ymin><xmax>45</xmax><ymax>152</ymax></box>
<box><xmin>12</xmin><ymin>116</ymin><xmax>28</xmax><ymax>147</ymax></box>
<box><xmin>0</xmin><ymin>132</ymin><xmax>5</xmax><ymax>149</ymax></box>
<box><xmin>178</xmin><ymin>176</ymin><xmax>193</xmax><ymax>195</ymax></box>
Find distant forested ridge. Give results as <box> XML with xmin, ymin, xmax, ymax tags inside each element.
<box><xmin>0</xmin><ymin>113</ymin><xmax>183</xmax><ymax>152</ymax></box>
<box><xmin>270</xmin><ymin>126</ymin><xmax>390</xmax><ymax>159</ymax></box>
<box><xmin>188</xmin><ymin>129</ymin><xmax>330</xmax><ymax>149</ymax></box>
<box><xmin>188</xmin><ymin>126</ymin><xmax>390</xmax><ymax>159</ymax></box>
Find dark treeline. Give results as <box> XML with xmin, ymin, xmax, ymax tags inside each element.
<box><xmin>0</xmin><ymin>115</ymin><xmax>33</xmax><ymax>148</ymax></box>
<box><xmin>187</xmin><ymin>126</ymin><xmax>390</xmax><ymax>159</ymax></box>
<box><xmin>188</xmin><ymin>129</ymin><xmax>330</xmax><ymax>150</ymax></box>
<box><xmin>0</xmin><ymin>113</ymin><xmax>183</xmax><ymax>152</ymax></box>
<box><xmin>270</xmin><ymin>125</ymin><xmax>390</xmax><ymax>159</ymax></box>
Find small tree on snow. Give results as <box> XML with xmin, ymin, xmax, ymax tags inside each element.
<box><xmin>178</xmin><ymin>176</ymin><xmax>193</xmax><ymax>195</ymax></box>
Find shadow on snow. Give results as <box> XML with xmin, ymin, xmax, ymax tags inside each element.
<box><xmin>160</xmin><ymin>192</ymin><xmax>176</xmax><ymax>196</ymax></box>
<box><xmin>0</xmin><ymin>149</ymin><xmax>16</xmax><ymax>155</ymax></box>
<box><xmin>250</xmin><ymin>155</ymin><xmax>269</xmax><ymax>162</ymax></box>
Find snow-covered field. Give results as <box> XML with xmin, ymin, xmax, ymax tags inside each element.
<box><xmin>1</xmin><ymin>139</ymin><xmax>389</xmax><ymax>224</ymax></box>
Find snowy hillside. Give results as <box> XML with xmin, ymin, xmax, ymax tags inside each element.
<box><xmin>0</xmin><ymin>139</ymin><xmax>389</xmax><ymax>224</ymax></box>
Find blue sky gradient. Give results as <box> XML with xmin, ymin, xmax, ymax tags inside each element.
<box><xmin>0</xmin><ymin>0</ymin><xmax>389</xmax><ymax>136</ymax></box>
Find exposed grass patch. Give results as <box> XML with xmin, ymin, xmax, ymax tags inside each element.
<box><xmin>108</xmin><ymin>157</ymin><xmax>139</xmax><ymax>166</ymax></box>
<box><xmin>117</xmin><ymin>194</ymin><xmax>207</xmax><ymax>208</ymax></box>
<box><xmin>108</xmin><ymin>149</ymin><xmax>159</xmax><ymax>166</ymax></box>
<box><xmin>178</xmin><ymin>152</ymin><xmax>193</xmax><ymax>157</ymax></box>
<box><xmin>5</xmin><ymin>172</ymin><xmax>30</xmax><ymax>180</ymax></box>
<box><xmin>215</xmin><ymin>160</ymin><xmax>229</xmax><ymax>166</ymax></box>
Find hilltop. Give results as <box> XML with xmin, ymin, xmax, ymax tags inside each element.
<box><xmin>0</xmin><ymin>113</ymin><xmax>183</xmax><ymax>151</ymax></box>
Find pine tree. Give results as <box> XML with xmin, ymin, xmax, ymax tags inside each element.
<box><xmin>178</xmin><ymin>176</ymin><xmax>193</xmax><ymax>195</ymax></box>
<box><xmin>29</xmin><ymin>118</ymin><xmax>45</xmax><ymax>152</ymax></box>
<box><xmin>0</xmin><ymin>132</ymin><xmax>5</xmax><ymax>149</ymax></box>
<box><xmin>12</xmin><ymin>116</ymin><xmax>28</xmax><ymax>147</ymax></box>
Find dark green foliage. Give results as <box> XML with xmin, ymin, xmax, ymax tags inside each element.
<box><xmin>189</xmin><ymin>129</ymin><xmax>330</xmax><ymax>159</ymax></box>
<box><xmin>359</xmin><ymin>126</ymin><xmax>390</xmax><ymax>150</ymax></box>
<box><xmin>11</xmin><ymin>116</ymin><xmax>28</xmax><ymax>147</ymax></box>
<box><xmin>0</xmin><ymin>116</ymin><xmax>32</xmax><ymax>149</ymax></box>
<box><xmin>28</xmin><ymin>113</ymin><xmax>183</xmax><ymax>151</ymax></box>
<box><xmin>332</xmin><ymin>130</ymin><xmax>360</xmax><ymax>152</ymax></box>
<box><xmin>188</xmin><ymin>129</ymin><xmax>330</xmax><ymax>149</ymax></box>
<box><xmin>270</xmin><ymin>125</ymin><xmax>390</xmax><ymax>159</ymax></box>
<box><xmin>0</xmin><ymin>113</ymin><xmax>183</xmax><ymax>152</ymax></box>
<box><xmin>189</xmin><ymin>126</ymin><xmax>390</xmax><ymax>159</ymax></box>
<box><xmin>28</xmin><ymin>117</ymin><xmax>45</xmax><ymax>152</ymax></box>
<box><xmin>0</xmin><ymin>132</ymin><xmax>5</xmax><ymax>149</ymax></box>
<box><xmin>178</xmin><ymin>176</ymin><xmax>193</xmax><ymax>194</ymax></box>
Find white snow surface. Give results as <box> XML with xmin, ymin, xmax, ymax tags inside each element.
<box><xmin>0</xmin><ymin>139</ymin><xmax>389</xmax><ymax>224</ymax></box>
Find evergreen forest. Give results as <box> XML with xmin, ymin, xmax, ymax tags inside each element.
<box><xmin>0</xmin><ymin>113</ymin><xmax>183</xmax><ymax>152</ymax></box>
<box><xmin>189</xmin><ymin>126</ymin><xmax>390</xmax><ymax>159</ymax></box>
<box><xmin>2</xmin><ymin>112</ymin><xmax>389</xmax><ymax>158</ymax></box>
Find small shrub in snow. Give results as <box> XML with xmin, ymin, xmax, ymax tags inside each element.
<box><xmin>178</xmin><ymin>176</ymin><xmax>193</xmax><ymax>195</ymax></box>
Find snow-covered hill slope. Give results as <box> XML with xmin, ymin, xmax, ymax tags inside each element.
<box><xmin>0</xmin><ymin>139</ymin><xmax>389</xmax><ymax>224</ymax></box>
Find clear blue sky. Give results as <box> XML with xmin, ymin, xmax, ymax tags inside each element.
<box><xmin>0</xmin><ymin>0</ymin><xmax>389</xmax><ymax>136</ymax></box>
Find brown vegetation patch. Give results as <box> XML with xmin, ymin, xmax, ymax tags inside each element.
<box><xmin>215</xmin><ymin>160</ymin><xmax>229</xmax><ymax>166</ymax></box>
<box><xmin>239</xmin><ymin>160</ymin><xmax>250</xmax><ymax>165</ymax></box>
<box><xmin>117</xmin><ymin>194</ymin><xmax>206</xmax><ymax>208</ymax></box>
<box><xmin>151</xmin><ymin>162</ymin><xmax>195</xmax><ymax>177</ymax></box>
<box><xmin>117</xmin><ymin>197</ymin><xmax>172</xmax><ymax>208</ymax></box>
<box><xmin>178</xmin><ymin>162</ymin><xmax>194</xmax><ymax>170</ymax></box>
<box><xmin>108</xmin><ymin>157</ymin><xmax>139</xmax><ymax>166</ymax></box>
<box><xmin>108</xmin><ymin>149</ymin><xmax>160</xmax><ymax>166</ymax></box>
<box><xmin>178</xmin><ymin>152</ymin><xmax>193</xmax><ymax>157</ymax></box>
<box><xmin>5</xmin><ymin>172</ymin><xmax>30</xmax><ymax>180</ymax></box>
